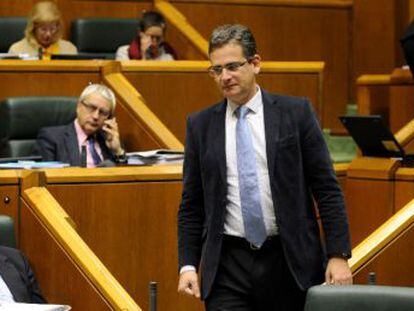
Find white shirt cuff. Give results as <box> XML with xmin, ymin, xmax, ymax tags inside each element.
<box><xmin>180</xmin><ymin>265</ymin><xmax>196</xmax><ymax>274</ymax></box>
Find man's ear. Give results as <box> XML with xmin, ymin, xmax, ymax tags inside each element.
<box><xmin>252</xmin><ymin>54</ymin><xmax>261</xmax><ymax>75</ymax></box>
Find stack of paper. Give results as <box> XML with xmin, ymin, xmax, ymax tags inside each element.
<box><xmin>0</xmin><ymin>303</ymin><xmax>71</xmax><ymax>310</ymax></box>
<box><xmin>0</xmin><ymin>161</ymin><xmax>70</xmax><ymax>169</ymax></box>
<box><xmin>126</xmin><ymin>149</ymin><xmax>184</xmax><ymax>165</ymax></box>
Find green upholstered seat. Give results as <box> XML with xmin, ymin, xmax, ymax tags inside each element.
<box><xmin>71</xmin><ymin>18</ymin><xmax>139</xmax><ymax>59</ymax></box>
<box><xmin>0</xmin><ymin>17</ymin><xmax>27</xmax><ymax>53</ymax></box>
<box><xmin>0</xmin><ymin>96</ymin><xmax>77</xmax><ymax>157</ymax></box>
<box><xmin>0</xmin><ymin>215</ymin><xmax>16</xmax><ymax>248</ymax></box>
<box><xmin>305</xmin><ymin>285</ymin><xmax>414</xmax><ymax>311</ymax></box>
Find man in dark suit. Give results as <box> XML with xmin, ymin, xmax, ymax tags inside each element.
<box><xmin>177</xmin><ymin>24</ymin><xmax>352</xmax><ymax>310</ymax></box>
<box><xmin>36</xmin><ymin>84</ymin><xmax>126</xmax><ymax>167</ymax></box>
<box><xmin>0</xmin><ymin>246</ymin><xmax>46</xmax><ymax>303</ymax></box>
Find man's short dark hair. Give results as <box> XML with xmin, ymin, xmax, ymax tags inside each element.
<box><xmin>139</xmin><ymin>11</ymin><xmax>166</xmax><ymax>32</ymax></box>
<box><xmin>208</xmin><ymin>24</ymin><xmax>257</xmax><ymax>59</ymax></box>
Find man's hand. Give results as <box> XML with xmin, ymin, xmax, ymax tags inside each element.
<box><xmin>325</xmin><ymin>257</ymin><xmax>353</xmax><ymax>285</ymax></box>
<box><xmin>102</xmin><ymin>117</ymin><xmax>123</xmax><ymax>155</ymax></box>
<box><xmin>178</xmin><ymin>271</ymin><xmax>200</xmax><ymax>298</ymax></box>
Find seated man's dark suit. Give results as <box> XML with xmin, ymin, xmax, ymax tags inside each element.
<box><xmin>36</xmin><ymin>123</ymin><xmax>115</xmax><ymax>166</ymax></box>
<box><xmin>0</xmin><ymin>246</ymin><xmax>46</xmax><ymax>303</ymax></box>
<box><xmin>178</xmin><ymin>90</ymin><xmax>351</xmax><ymax>300</ymax></box>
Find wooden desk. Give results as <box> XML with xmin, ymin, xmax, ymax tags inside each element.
<box><xmin>357</xmin><ymin>68</ymin><xmax>414</xmax><ymax>133</ymax></box>
<box><xmin>30</xmin><ymin>166</ymin><xmax>203</xmax><ymax>311</ymax></box>
<box><xmin>345</xmin><ymin>157</ymin><xmax>401</xmax><ymax>246</ymax></box>
<box><xmin>122</xmin><ymin>61</ymin><xmax>324</xmax><ymax>142</ymax></box>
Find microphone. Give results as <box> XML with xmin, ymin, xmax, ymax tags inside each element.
<box><xmin>96</xmin><ymin>159</ymin><xmax>116</xmax><ymax>167</ymax></box>
<box><xmin>81</xmin><ymin>145</ymin><xmax>87</xmax><ymax>167</ymax></box>
<box><xmin>149</xmin><ymin>281</ymin><xmax>157</xmax><ymax>311</ymax></box>
<box><xmin>38</xmin><ymin>47</ymin><xmax>43</xmax><ymax>60</ymax></box>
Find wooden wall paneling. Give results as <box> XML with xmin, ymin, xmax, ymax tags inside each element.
<box><xmin>0</xmin><ymin>61</ymin><xmax>103</xmax><ymax>100</ymax></box>
<box><xmin>43</xmin><ymin>168</ymin><xmax>204</xmax><ymax>311</ymax></box>
<box><xmin>389</xmin><ymin>85</ymin><xmax>414</xmax><ymax>133</ymax></box>
<box><xmin>19</xmin><ymin>198</ymin><xmax>114</xmax><ymax>310</ymax></box>
<box><xmin>353</xmin><ymin>223</ymin><xmax>414</xmax><ymax>286</ymax></box>
<box><xmin>345</xmin><ymin>157</ymin><xmax>400</xmax><ymax>246</ymax></box>
<box><xmin>345</xmin><ymin>178</ymin><xmax>395</xmax><ymax>247</ymax></box>
<box><xmin>170</xmin><ymin>1</ymin><xmax>350</xmax><ymax>133</ymax></box>
<box><xmin>122</xmin><ymin>61</ymin><xmax>323</xmax><ymax>143</ymax></box>
<box><xmin>353</xmin><ymin>0</ymin><xmax>409</xmax><ymax>83</ymax></box>
<box><xmin>394</xmin><ymin>168</ymin><xmax>414</xmax><ymax>212</ymax></box>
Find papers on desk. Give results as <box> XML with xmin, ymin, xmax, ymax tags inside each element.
<box><xmin>0</xmin><ymin>161</ymin><xmax>69</xmax><ymax>169</ymax></box>
<box><xmin>0</xmin><ymin>303</ymin><xmax>71</xmax><ymax>310</ymax></box>
<box><xmin>126</xmin><ymin>149</ymin><xmax>184</xmax><ymax>165</ymax></box>
<box><xmin>0</xmin><ymin>53</ymin><xmax>38</xmax><ymax>60</ymax></box>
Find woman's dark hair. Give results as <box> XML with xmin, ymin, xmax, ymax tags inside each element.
<box><xmin>139</xmin><ymin>11</ymin><xmax>166</xmax><ymax>32</ymax></box>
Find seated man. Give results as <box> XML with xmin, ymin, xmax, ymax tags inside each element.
<box><xmin>0</xmin><ymin>245</ymin><xmax>46</xmax><ymax>303</ymax></box>
<box><xmin>36</xmin><ymin>84</ymin><xmax>126</xmax><ymax>167</ymax></box>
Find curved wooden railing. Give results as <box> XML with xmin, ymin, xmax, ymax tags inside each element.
<box><xmin>350</xmin><ymin>199</ymin><xmax>414</xmax><ymax>275</ymax></box>
<box><xmin>101</xmin><ymin>63</ymin><xmax>183</xmax><ymax>151</ymax></box>
<box><xmin>168</xmin><ymin>0</ymin><xmax>352</xmax><ymax>8</ymax></box>
<box><xmin>22</xmin><ymin>186</ymin><xmax>141</xmax><ymax>310</ymax></box>
<box><xmin>155</xmin><ymin>0</ymin><xmax>208</xmax><ymax>58</ymax></box>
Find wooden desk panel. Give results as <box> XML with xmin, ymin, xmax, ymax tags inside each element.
<box><xmin>19</xmin><ymin>199</ymin><xmax>113</xmax><ymax>310</ymax></box>
<box><xmin>353</xmin><ymin>223</ymin><xmax>414</xmax><ymax>286</ymax></box>
<box><xmin>43</xmin><ymin>167</ymin><xmax>203</xmax><ymax>311</ymax></box>
<box><xmin>345</xmin><ymin>179</ymin><xmax>394</xmax><ymax>247</ymax></box>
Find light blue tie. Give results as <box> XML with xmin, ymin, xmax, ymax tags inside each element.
<box><xmin>236</xmin><ymin>106</ymin><xmax>267</xmax><ymax>248</ymax></box>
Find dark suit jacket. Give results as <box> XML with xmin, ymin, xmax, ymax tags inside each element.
<box><xmin>178</xmin><ymin>90</ymin><xmax>351</xmax><ymax>299</ymax></box>
<box><xmin>36</xmin><ymin>123</ymin><xmax>115</xmax><ymax>166</ymax></box>
<box><xmin>0</xmin><ymin>246</ymin><xmax>46</xmax><ymax>303</ymax></box>
<box><xmin>402</xmin><ymin>20</ymin><xmax>414</xmax><ymax>76</ymax></box>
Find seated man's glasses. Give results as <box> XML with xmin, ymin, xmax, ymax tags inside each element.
<box><xmin>207</xmin><ymin>60</ymin><xmax>250</xmax><ymax>77</ymax></box>
<box><xmin>81</xmin><ymin>100</ymin><xmax>111</xmax><ymax>118</ymax></box>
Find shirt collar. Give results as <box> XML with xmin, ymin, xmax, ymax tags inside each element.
<box><xmin>74</xmin><ymin>119</ymin><xmax>88</xmax><ymax>144</ymax></box>
<box><xmin>227</xmin><ymin>86</ymin><xmax>262</xmax><ymax>116</ymax></box>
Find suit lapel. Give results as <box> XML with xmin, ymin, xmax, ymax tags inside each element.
<box><xmin>263</xmin><ymin>90</ymin><xmax>280</xmax><ymax>182</ymax></box>
<box><xmin>212</xmin><ymin>101</ymin><xmax>227</xmax><ymax>185</ymax></box>
<box><xmin>64</xmin><ymin>123</ymin><xmax>81</xmax><ymax>166</ymax></box>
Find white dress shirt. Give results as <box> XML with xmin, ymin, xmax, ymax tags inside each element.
<box><xmin>224</xmin><ymin>87</ymin><xmax>278</xmax><ymax>238</ymax></box>
<box><xmin>0</xmin><ymin>275</ymin><xmax>14</xmax><ymax>302</ymax></box>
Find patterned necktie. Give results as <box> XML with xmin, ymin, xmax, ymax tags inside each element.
<box><xmin>236</xmin><ymin>106</ymin><xmax>267</xmax><ymax>248</ymax></box>
<box><xmin>87</xmin><ymin>136</ymin><xmax>102</xmax><ymax>166</ymax></box>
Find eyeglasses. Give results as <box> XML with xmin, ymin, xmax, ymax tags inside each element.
<box><xmin>81</xmin><ymin>100</ymin><xmax>111</xmax><ymax>118</ymax></box>
<box><xmin>35</xmin><ymin>24</ymin><xmax>59</xmax><ymax>34</ymax></box>
<box><xmin>207</xmin><ymin>60</ymin><xmax>249</xmax><ymax>77</ymax></box>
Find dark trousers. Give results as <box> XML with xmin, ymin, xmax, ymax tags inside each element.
<box><xmin>205</xmin><ymin>235</ymin><xmax>306</xmax><ymax>311</ymax></box>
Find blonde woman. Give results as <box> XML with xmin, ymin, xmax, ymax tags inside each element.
<box><xmin>9</xmin><ymin>1</ymin><xmax>77</xmax><ymax>59</ymax></box>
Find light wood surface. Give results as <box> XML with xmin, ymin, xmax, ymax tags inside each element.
<box><xmin>345</xmin><ymin>157</ymin><xmax>400</xmax><ymax>246</ymax></box>
<box><xmin>30</xmin><ymin>166</ymin><xmax>202</xmax><ymax>311</ymax></box>
<box><xmin>20</xmin><ymin>185</ymin><xmax>141</xmax><ymax>310</ymax></box>
<box><xmin>122</xmin><ymin>61</ymin><xmax>324</xmax><ymax>142</ymax></box>
<box><xmin>155</xmin><ymin>0</ymin><xmax>208</xmax><ymax>58</ymax></box>
<box><xmin>351</xmin><ymin>199</ymin><xmax>414</xmax><ymax>286</ymax></box>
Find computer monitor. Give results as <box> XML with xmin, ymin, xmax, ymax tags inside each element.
<box><xmin>339</xmin><ymin>115</ymin><xmax>406</xmax><ymax>158</ymax></box>
<box><xmin>51</xmin><ymin>53</ymin><xmax>107</xmax><ymax>60</ymax></box>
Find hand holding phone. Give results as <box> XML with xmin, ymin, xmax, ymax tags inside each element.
<box><xmin>102</xmin><ymin>117</ymin><xmax>124</xmax><ymax>156</ymax></box>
